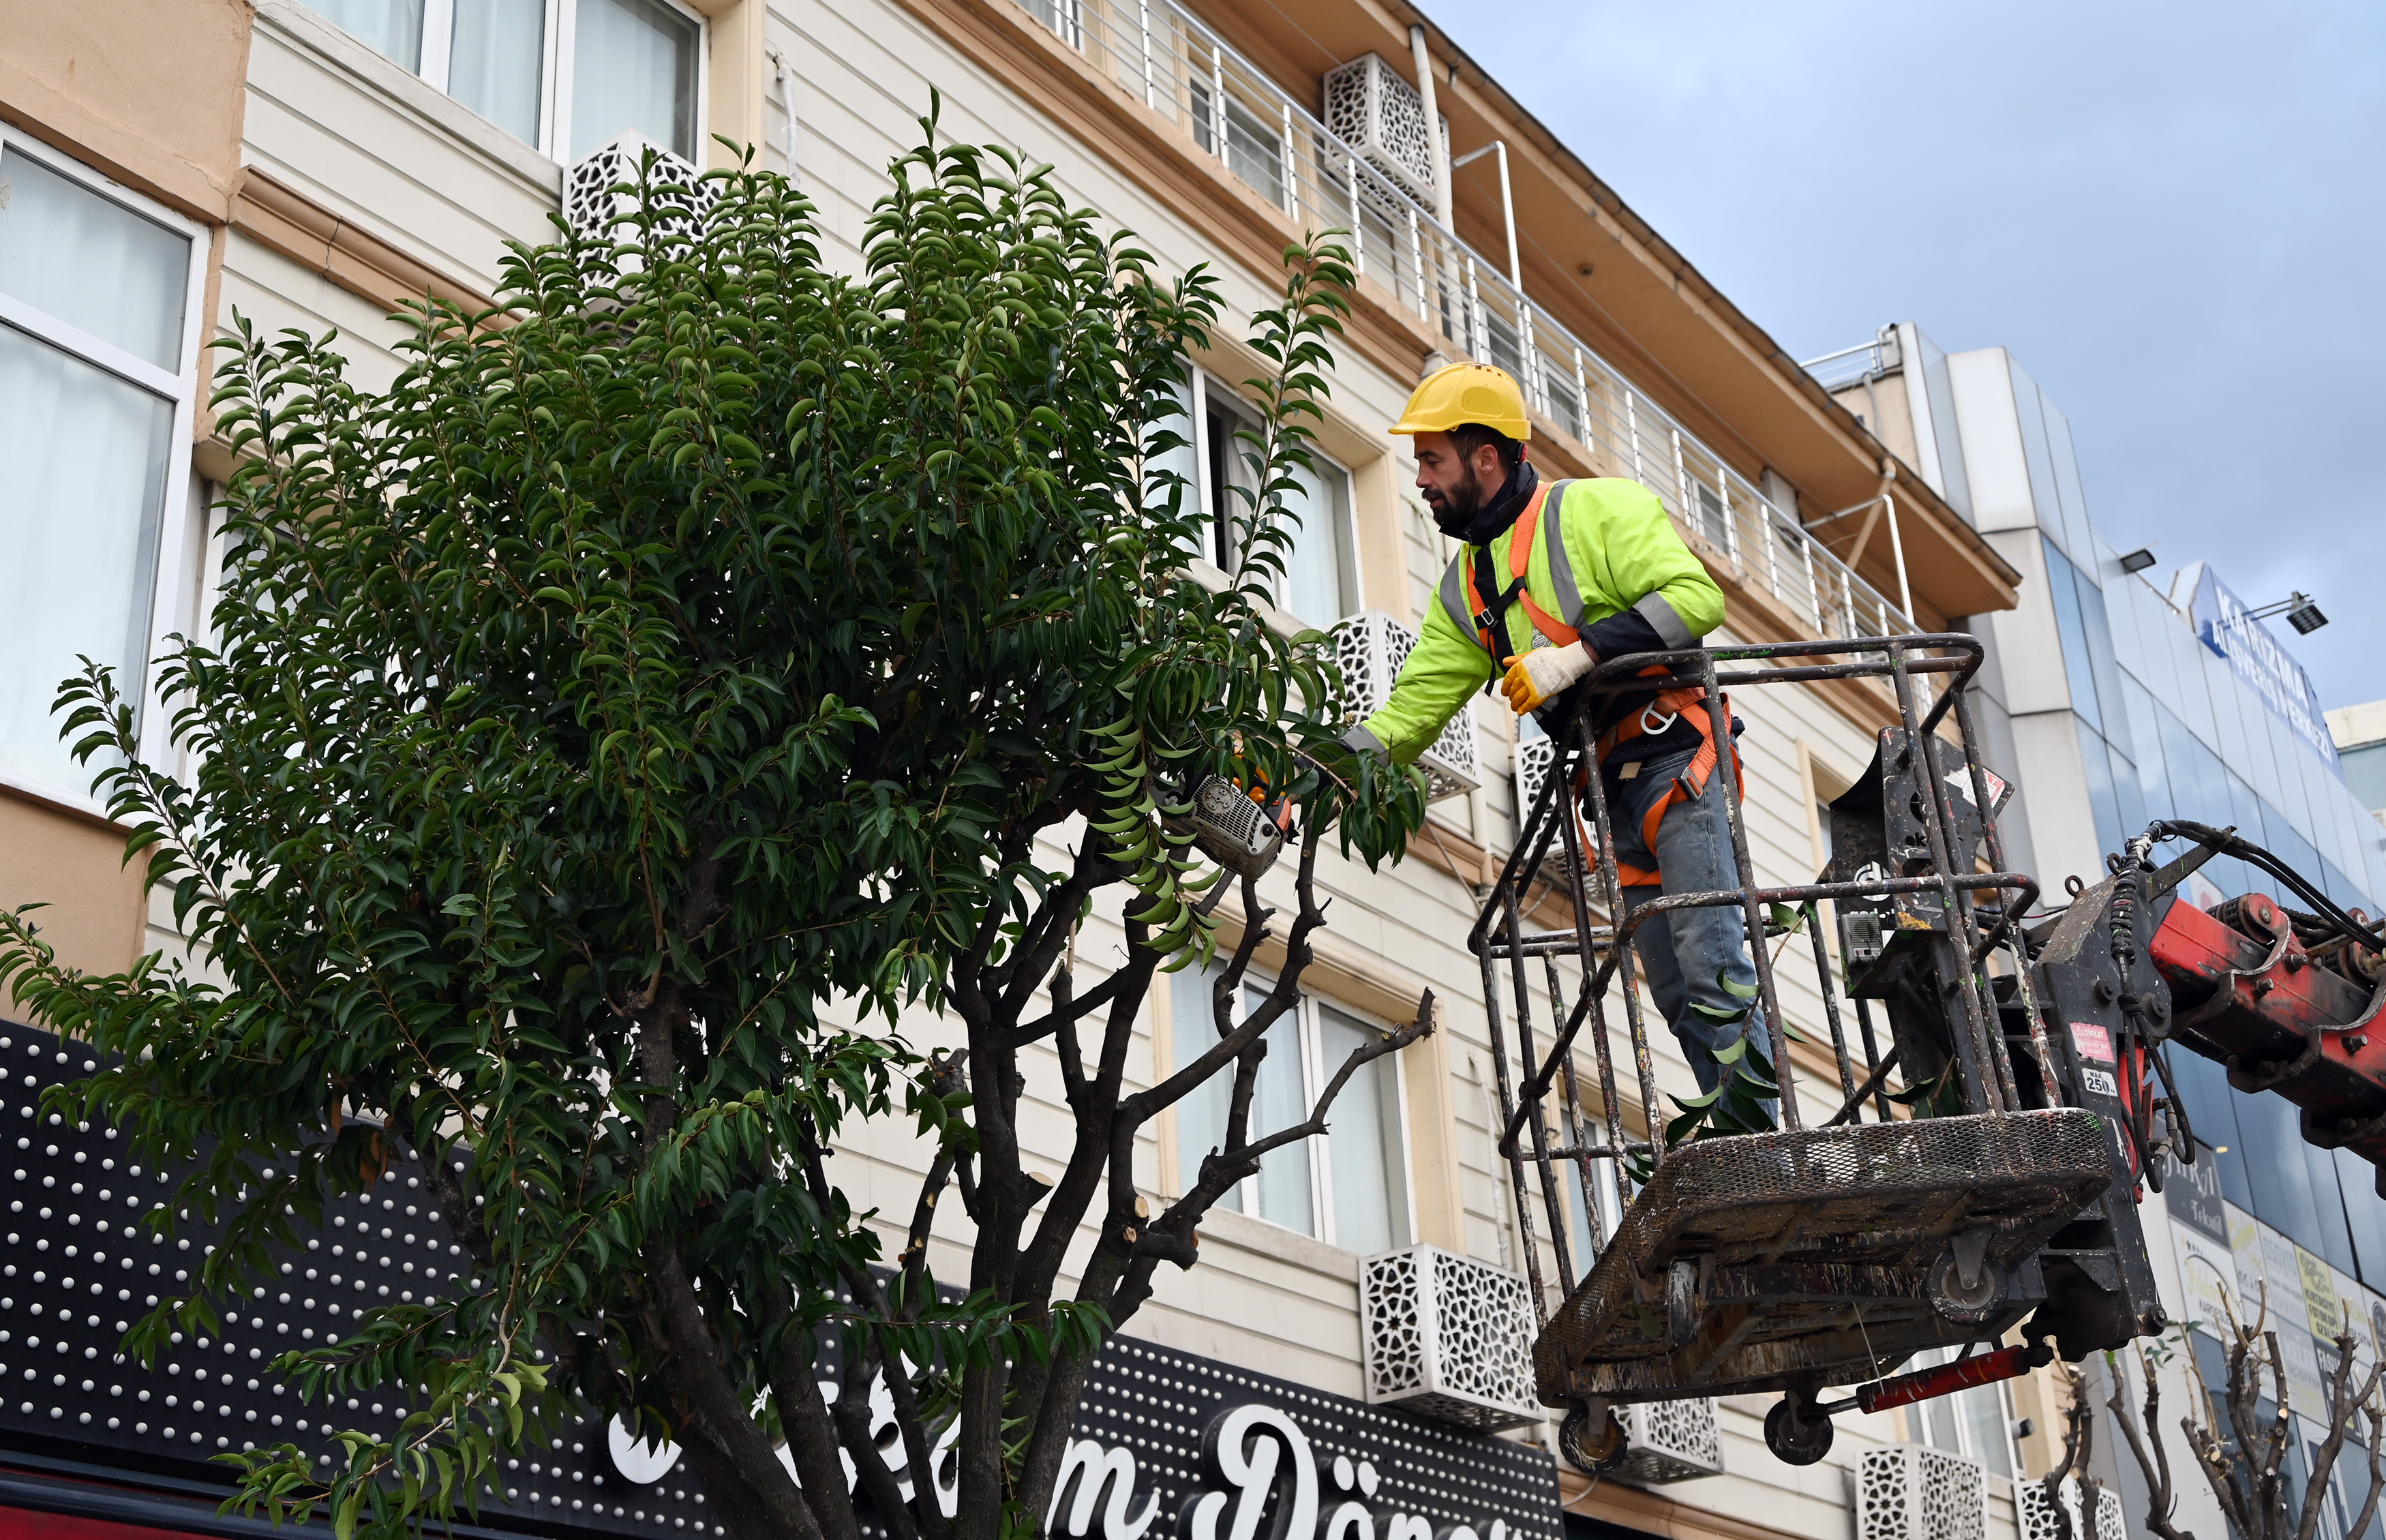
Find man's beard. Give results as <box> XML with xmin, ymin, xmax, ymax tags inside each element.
<box><xmin>1430</xmin><ymin>457</ymin><xmax>1536</xmax><ymax>545</ymax></box>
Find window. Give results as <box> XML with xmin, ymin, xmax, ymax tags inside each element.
<box><xmin>0</xmin><ymin>134</ymin><xmax>205</xmax><ymax>809</ymax></box>
<box><xmin>1907</xmin><ymin>1344</ymin><xmax>2021</xmax><ymax>1478</ymax></box>
<box><xmin>1167</xmin><ymin>965</ymin><xmax>1411</xmax><ymax>1254</ymax></box>
<box><xmin>299</xmin><ymin>0</ymin><xmax>702</xmax><ymax>163</ymax></box>
<box><xmin>1171</xmin><ymin>363</ymin><xmax>1357</xmax><ymax>626</ymax></box>
<box><xmin>1190</xmin><ymin>81</ymin><xmax>1286</xmax><ymax>209</ymax></box>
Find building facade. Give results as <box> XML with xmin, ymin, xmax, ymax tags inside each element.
<box><xmin>1822</xmin><ymin>322</ymin><xmax>2386</xmax><ymax>1539</ymax></box>
<box><xmin>0</xmin><ymin>4</ymin><xmax>2100</xmax><ymax>1540</ymax></box>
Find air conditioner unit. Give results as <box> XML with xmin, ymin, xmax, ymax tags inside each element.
<box><xmin>1856</xmin><ymin>1445</ymin><xmax>1987</xmax><ymax>1540</ymax></box>
<box><xmin>563</xmin><ymin>133</ymin><xmax>719</xmax><ymax>261</ymax></box>
<box><xmin>1357</xmin><ymin>1244</ymin><xmax>1540</xmax><ymax>1432</ymax></box>
<box><xmin>1610</xmin><ymin>1399</ymin><xmax>1723</xmax><ymax>1485</ymax></box>
<box><xmin>1333</xmin><ymin>610</ymin><xmax>1478</xmax><ymax>803</ymax></box>
<box><xmin>2018</xmin><ymin>1477</ymin><xmax>2124</xmax><ymax>1540</ymax></box>
<box><xmin>1321</xmin><ymin>55</ymin><xmax>1445</xmax><ymax>208</ymax></box>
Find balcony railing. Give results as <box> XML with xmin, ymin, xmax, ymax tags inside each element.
<box><xmin>1016</xmin><ymin>0</ymin><xmax>1917</xmax><ymax>642</ymax></box>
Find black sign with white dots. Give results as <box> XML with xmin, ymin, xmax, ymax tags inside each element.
<box><xmin>0</xmin><ymin>1025</ymin><xmax>1561</xmax><ymax>1540</ymax></box>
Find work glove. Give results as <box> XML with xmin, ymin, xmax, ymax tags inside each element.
<box><xmin>1500</xmin><ymin>640</ymin><xmax>1597</xmax><ymax>715</ymax></box>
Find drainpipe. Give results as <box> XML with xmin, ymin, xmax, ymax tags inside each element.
<box><xmin>1409</xmin><ymin>24</ymin><xmax>1452</xmax><ymax>226</ymax></box>
<box><xmin>1882</xmin><ymin>462</ymin><xmax>1914</xmax><ymax>622</ymax></box>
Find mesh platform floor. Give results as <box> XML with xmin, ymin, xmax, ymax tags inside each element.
<box><xmin>1535</xmin><ymin>1110</ymin><xmax>2114</xmax><ymax>1404</ymax></box>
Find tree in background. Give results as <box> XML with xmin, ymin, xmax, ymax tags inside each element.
<box><xmin>0</xmin><ymin>134</ymin><xmax>1426</xmax><ymax>1540</ymax></box>
<box><xmin>2094</xmin><ymin>1305</ymin><xmax>2385</xmax><ymax>1540</ymax></box>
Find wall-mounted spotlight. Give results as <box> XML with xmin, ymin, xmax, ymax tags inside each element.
<box><xmin>2117</xmin><ymin>547</ymin><xmax>2158</xmax><ymax>575</ymax></box>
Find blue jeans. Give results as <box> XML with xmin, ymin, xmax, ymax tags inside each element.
<box><xmin>1601</xmin><ymin>746</ymin><xmax>1774</xmax><ymax>1115</ymax></box>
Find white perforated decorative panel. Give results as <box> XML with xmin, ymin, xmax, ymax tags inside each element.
<box><xmin>563</xmin><ymin>134</ymin><xmax>719</xmax><ymax>262</ymax></box>
<box><xmin>1357</xmin><ymin>1244</ymin><xmax>1539</xmax><ymax>1431</ymax></box>
<box><xmin>1612</xmin><ymin>1398</ymin><xmax>1721</xmax><ymax>1485</ymax></box>
<box><xmin>1320</xmin><ymin>56</ymin><xmax>1445</xmax><ymax>206</ymax></box>
<box><xmin>1333</xmin><ymin>610</ymin><xmax>1478</xmax><ymax>802</ymax></box>
<box><xmin>2018</xmin><ymin>1477</ymin><xmax>2124</xmax><ymax>1540</ymax></box>
<box><xmin>1857</xmin><ymin>1445</ymin><xmax>1987</xmax><ymax>1540</ymax></box>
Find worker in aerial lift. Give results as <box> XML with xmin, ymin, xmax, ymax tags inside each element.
<box><xmin>1338</xmin><ymin>363</ymin><xmax>1768</xmax><ymax>1110</ymax></box>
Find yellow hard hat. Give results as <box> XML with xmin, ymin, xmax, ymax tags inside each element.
<box><xmin>1388</xmin><ymin>362</ymin><xmax>1531</xmax><ymax>442</ymax></box>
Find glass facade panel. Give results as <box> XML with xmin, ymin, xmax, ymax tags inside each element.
<box><xmin>2338</xmin><ymin>1148</ymin><xmax>2386</xmax><ymax>1292</ymax></box>
<box><xmin>2044</xmin><ymin>537</ymin><xmax>2102</xmax><ymax>732</ymax></box>
<box><xmin>2077</xmin><ymin>719</ymin><xmax>2121</xmax><ymax>864</ymax></box>
<box><xmin>2241</xmin><ymin>1086</ymin><xmax>2323</xmax><ymax>1241</ymax></box>
<box><xmin>1249</xmin><ymin>991</ymin><xmax>1314</xmax><ymax>1237</ymax></box>
<box><xmin>2174</xmin><ymin>1051</ymin><xmax>2251</xmax><ymax>1210</ymax></box>
<box><xmin>1279</xmin><ymin>454</ymin><xmax>1354</xmax><ymax>626</ymax></box>
<box><xmin>2303</xmin><ymin>1137</ymin><xmax>2357</xmax><ymax>1276</ymax></box>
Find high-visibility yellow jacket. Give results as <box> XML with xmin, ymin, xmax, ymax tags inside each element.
<box><xmin>1343</xmin><ymin>477</ymin><xmax>1726</xmax><ymax>766</ymax></box>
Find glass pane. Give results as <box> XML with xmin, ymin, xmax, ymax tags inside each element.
<box><xmin>0</xmin><ymin>324</ymin><xmax>171</xmax><ymax>798</ymax></box>
<box><xmin>2043</xmin><ymin>536</ymin><xmax>2102</xmax><ymax>733</ymax></box>
<box><xmin>0</xmin><ymin>149</ymin><xmax>190</xmax><ymax>372</ymax></box>
<box><xmin>1168</xmin><ymin>963</ymin><xmax>1239</xmax><ymax>1213</ymax></box>
<box><xmin>1248</xmin><ymin>988</ymin><xmax>1313</xmax><ymax>1237</ymax></box>
<box><xmin>1961</xmin><ymin>1383</ymin><xmax>2014</xmax><ymax>1478</ymax></box>
<box><xmin>1278</xmin><ymin>456</ymin><xmax>1351</xmax><ymax>625</ymax></box>
<box><xmin>449</xmin><ymin>0</ymin><xmax>546</xmax><ymax>145</ymax></box>
<box><xmin>299</xmin><ymin>0</ymin><xmax>427</xmax><ymax>70</ymax></box>
<box><xmin>1222</xmin><ymin>98</ymin><xmax>1283</xmax><ymax>207</ymax></box>
<box><xmin>1318</xmin><ymin>1005</ymin><xmax>1406</xmax><ymax>1255</ymax></box>
<box><xmin>571</xmin><ymin>0</ymin><xmax>699</xmax><ymax>162</ymax></box>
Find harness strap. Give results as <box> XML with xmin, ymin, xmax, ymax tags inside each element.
<box><xmin>1604</xmin><ymin>687</ymin><xmax>1745</xmax><ymax>888</ymax></box>
<box><xmin>1456</xmin><ymin>480</ymin><xmax>1579</xmax><ymax>662</ymax></box>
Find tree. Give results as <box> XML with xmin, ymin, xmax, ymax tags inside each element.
<box><xmin>0</xmin><ymin>134</ymin><xmax>1428</xmax><ymax>1540</ymax></box>
<box><xmin>2098</xmin><ymin>1305</ymin><xmax>2385</xmax><ymax>1540</ymax></box>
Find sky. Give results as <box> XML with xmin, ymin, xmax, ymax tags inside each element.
<box><xmin>1422</xmin><ymin>1</ymin><xmax>2386</xmax><ymax>714</ymax></box>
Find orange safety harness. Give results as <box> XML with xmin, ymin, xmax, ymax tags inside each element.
<box><xmin>1458</xmin><ymin>483</ymin><xmax>1741</xmax><ymax>888</ymax></box>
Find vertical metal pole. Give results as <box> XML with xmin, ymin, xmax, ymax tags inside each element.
<box><xmin>1479</xmin><ymin>909</ymin><xmax>1551</xmax><ymax>1317</ymax></box>
<box><xmin>1494</xmin><ymin>138</ymin><xmax>1521</xmax><ymax>289</ymax></box>
<box><xmin>1406</xmin><ymin>204</ymin><xmax>1426</xmax><ymax>320</ymax></box>
<box><xmin>1670</xmin><ymin>427</ymin><xmax>1692</xmax><ymax>532</ymax></box>
<box><xmin>1546</xmin><ymin>955</ymin><xmax>1604</xmax><ymax>1263</ymax></box>
<box><xmin>1544</xmin><ymin>756</ymin><xmax>1633</xmax><ymax>1222</ymax></box>
<box><xmin>1347</xmin><ymin>152</ymin><xmax>1365</xmax><ymax>280</ymax></box>
<box><xmin>1884</xmin><ymin>489</ymin><xmax>1914</xmax><ymax>623</ymax></box>
<box><xmin>1762</xmin><ymin>499</ymin><xmax>1783</xmax><ymax>602</ymax></box>
<box><xmin>1464</xmin><ymin>254</ymin><xmax>1482</xmax><ymax>359</ymax></box>
<box><xmin>1950</xmin><ymin>681</ymin><xmax>2063</xmax><ymax>1107</ymax></box>
<box><xmin>1518</xmin><ymin>303</ymin><xmax>1540</xmax><ymax>413</ymax></box>
<box><xmin>1718</xmin><ymin>474</ymin><xmax>1740</xmax><ymax>564</ymax></box>
<box><xmin>1138</xmin><ymin>0</ymin><xmax>1155</xmax><ymax>109</ymax></box>
<box><xmin>1571</xmin><ymin>706</ymin><xmax>1666</xmax><ymax>1176</ymax></box>
<box><xmin>1853</xmin><ymin>997</ymin><xmax>1892</xmax><ymax>1122</ymax></box>
<box><xmin>1278</xmin><ymin>100</ymin><xmax>1297</xmax><ymax>216</ymax></box>
<box><xmin>1886</xmin><ymin>646</ymin><xmax>2016</xmax><ymax>1113</ymax></box>
<box><xmin>1699</xmin><ymin>650</ymin><xmax>1800</xmax><ymax>1132</ymax></box>
<box><xmin>1572</xmin><ymin>347</ymin><xmax>1592</xmax><ymax>456</ymax></box>
<box><xmin>1625</xmin><ymin>392</ymin><xmax>1646</xmax><ymax>483</ymax></box>
<box><xmin>1798</xmin><ymin>536</ymin><xmax>1820</xmax><ymax>630</ymax></box>
<box><xmin>1503</xmin><ymin>886</ymin><xmax>1574</xmax><ymax>1291</ymax></box>
<box><xmin>1806</xmin><ymin>904</ymin><xmax>1857</xmax><ymax>1104</ymax></box>
<box><xmin>1211</xmin><ymin>46</ymin><xmax>1226</xmax><ymax>164</ymax></box>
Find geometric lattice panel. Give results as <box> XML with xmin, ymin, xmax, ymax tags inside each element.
<box><xmin>2018</xmin><ymin>1477</ymin><xmax>2124</xmax><ymax>1540</ymax></box>
<box><xmin>1320</xmin><ymin>55</ymin><xmax>1442</xmax><ymax>205</ymax></box>
<box><xmin>1358</xmin><ymin>1244</ymin><xmax>1539</xmax><ymax>1430</ymax></box>
<box><xmin>562</xmin><ymin>133</ymin><xmax>719</xmax><ymax>267</ymax></box>
<box><xmin>1612</xmin><ymin>1397</ymin><xmax>1722</xmax><ymax>1485</ymax></box>
<box><xmin>1857</xmin><ymin>1444</ymin><xmax>1987</xmax><ymax>1540</ymax></box>
<box><xmin>1333</xmin><ymin>609</ymin><xmax>1479</xmax><ymax>801</ymax></box>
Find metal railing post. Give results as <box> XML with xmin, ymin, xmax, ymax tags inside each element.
<box><xmin>1625</xmin><ymin>391</ymin><xmax>1645</xmax><ymax>483</ymax></box>
<box><xmin>1347</xmin><ymin>151</ymin><xmax>1365</xmax><ymax>278</ymax></box>
<box><xmin>1406</xmin><ymin>204</ymin><xmax>1425</xmax><ymax>320</ymax></box>
<box><xmin>1211</xmin><ymin>46</ymin><xmax>1226</xmax><ymax>164</ymax></box>
<box><xmin>1464</xmin><ymin>254</ymin><xmax>1482</xmax><ymax>359</ymax></box>
<box><xmin>1572</xmin><ymin>346</ymin><xmax>1592</xmax><ymax>455</ymax></box>
<box><xmin>1278</xmin><ymin>99</ymin><xmax>1297</xmax><ymax>215</ymax></box>
<box><xmin>1138</xmin><ymin>0</ymin><xmax>1155</xmax><ymax>109</ymax></box>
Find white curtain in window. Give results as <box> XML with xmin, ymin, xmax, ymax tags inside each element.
<box><xmin>299</xmin><ymin>0</ymin><xmax>427</xmax><ymax>71</ymax></box>
<box><xmin>0</xmin><ymin>149</ymin><xmax>190</xmax><ymax>372</ymax></box>
<box><xmin>1278</xmin><ymin>455</ymin><xmax>1350</xmax><ymax>626</ymax></box>
<box><xmin>571</xmin><ymin>0</ymin><xmax>699</xmax><ymax>162</ymax></box>
<box><xmin>1319</xmin><ymin>1004</ymin><xmax>1404</xmax><ymax>1254</ymax></box>
<box><xmin>1169</xmin><ymin>963</ymin><xmax>1240</xmax><ymax>1215</ymax></box>
<box><xmin>448</xmin><ymin>0</ymin><xmax>546</xmax><ymax>145</ymax></box>
<box><xmin>1249</xmin><ymin>987</ymin><xmax>1314</xmax><ymax>1236</ymax></box>
<box><xmin>0</xmin><ymin>327</ymin><xmax>171</xmax><ymax>799</ymax></box>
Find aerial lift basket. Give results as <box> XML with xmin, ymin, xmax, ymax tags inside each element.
<box><xmin>1474</xmin><ymin>636</ymin><xmax>2161</xmax><ymax>1472</ymax></box>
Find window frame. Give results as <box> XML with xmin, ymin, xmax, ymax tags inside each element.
<box><xmin>0</xmin><ymin>125</ymin><xmax>210</xmax><ymax>818</ymax></box>
<box><xmin>1190</xmin><ymin>979</ymin><xmax>1415</xmax><ymax>1255</ymax></box>
<box><xmin>1181</xmin><ymin>361</ymin><xmax>1362</xmax><ymax>626</ymax></box>
<box><xmin>366</xmin><ymin>0</ymin><xmax>708</xmax><ymax>166</ymax></box>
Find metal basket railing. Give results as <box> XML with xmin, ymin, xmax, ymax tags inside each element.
<box><xmin>1014</xmin><ymin>0</ymin><xmax>1914</xmax><ymax>643</ymax></box>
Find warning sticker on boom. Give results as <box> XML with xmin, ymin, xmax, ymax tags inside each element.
<box><xmin>2070</xmin><ymin>1022</ymin><xmax>2115</xmax><ymax>1062</ymax></box>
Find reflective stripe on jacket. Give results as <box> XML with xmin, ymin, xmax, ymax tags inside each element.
<box><xmin>1347</xmin><ymin>477</ymin><xmax>1725</xmax><ymax>767</ymax></box>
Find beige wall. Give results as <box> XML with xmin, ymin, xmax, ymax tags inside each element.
<box><xmin>0</xmin><ymin>0</ymin><xmax>253</xmax><ymax>224</ymax></box>
<box><xmin>0</xmin><ymin>794</ymin><xmax>147</xmax><ymax>1020</ymax></box>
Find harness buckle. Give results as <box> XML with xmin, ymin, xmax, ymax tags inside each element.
<box><xmin>1639</xmin><ymin>704</ymin><xmax>1678</xmax><ymax>737</ymax></box>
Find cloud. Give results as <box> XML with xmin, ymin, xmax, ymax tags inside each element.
<box><xmin>1432</xmin><ymin>0</ymin><xmax>2386</xmax><ymax>710</ymax></box>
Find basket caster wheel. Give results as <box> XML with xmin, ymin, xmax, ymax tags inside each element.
<box><xmin>1927</xmin><ymin>1249</ymin><xmax>2009</xmax><ymax>1325</ymax></box>
<box><xmin>1764</xmin><ymin>1395</ymin><xmax>1834</xmax><ymax>1466</ymax></box>
<box><xmin>1559</xmin><ymin>1402</ymin><xmax>1628</xmax><ymax>1475</ymax></box>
